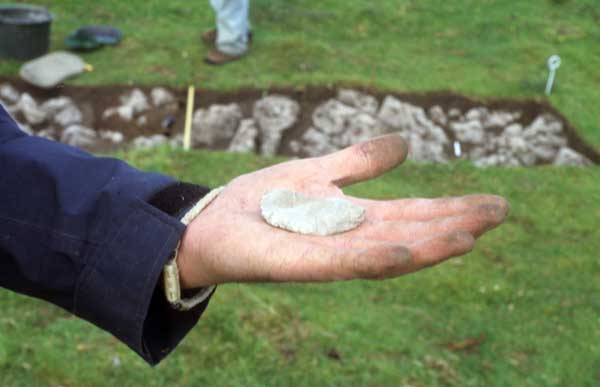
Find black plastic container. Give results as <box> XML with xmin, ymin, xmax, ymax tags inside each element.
<box><xmin>0</xmin><ymin>5</ymin><xmax>53</xmax><ymax>60</ymax></box>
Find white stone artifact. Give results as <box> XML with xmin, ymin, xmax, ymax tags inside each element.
<box><xmin>260</xmin><ymin>189</ymin><xmax>366</xmax><ymax>236</ymax></box>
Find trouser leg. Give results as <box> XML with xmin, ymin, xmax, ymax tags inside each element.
<box><xmin>209</xmin><ymin>0</ymin><xmax>249</xmax><ymax>56</ymax></box>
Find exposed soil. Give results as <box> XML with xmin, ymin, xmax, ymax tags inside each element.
<box><xmin>2</xmin><ymin>77</ymin><xmax>598</xmax><ymax>163</ymax></box>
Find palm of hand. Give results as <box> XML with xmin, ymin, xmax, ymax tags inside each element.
<box><xmin>178</xmin><ymin>135</ymin><xmax>508</xmax><ymax>288</ymax></box>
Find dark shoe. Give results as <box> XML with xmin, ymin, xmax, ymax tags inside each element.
<box><xmin>201</xmin><ymin>28</ymin><xmax>217</xmax><ymax>45</ymax></box>
<box><xmin>204</xmin><ymin>49</ymin><xmax>245</xmax><ymax>65</ymax></box>
<box><xmin>201</xmin><ymin>28</ymin><xmax>253</xmax><ymax>46</ymax></box>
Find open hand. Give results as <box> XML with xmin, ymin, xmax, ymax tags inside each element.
<box><xmin>177</xmin><ymin>134</ymin><xmax>509</xmax><ymax>288</ymax></box>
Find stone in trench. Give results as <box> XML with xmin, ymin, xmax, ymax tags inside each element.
<box><xmin>37</xmin><ymin>127</ymin><xmax>57</xmax><ymax>140</ymax></box>
<box><xmin>334</xmin><ymin>112</ymin><xmax>384</xmax><ymax>148</ymax></box>
<box><xmin>260</xmin><ymin>189</ymin><xmax>366</xmax><ymax>236</ymax></box>
<box><xmin>553</xmin><ymin>147</ymin><xmax>591</xmax><ymax>166</ymax></box>
<box><xmin>61</xmin><ymin>125</ymin><xmax>97</xmax><ymax>147</ymax></box>
<box><xmin>337</xmin><ymin>89</ymin><xmax>379</xmax><ymax>115</ymax></box>
<box><xmin>378</xmin><ymin>96</ymin><xmax>425</xmax><ymax>132</ymax></box>
<box><xmin>0</xmin><ymin>84</ymin><xmax>20</xmax><ymax>103</ymax></box>
<box><xmin>254</xmin><ymin>95</ymin><xmax>300</xmax><ymax>156</ymax></box>
<box><xmin>312</xmin><ymin>99</ymin><xmax>358</xmax><ymax>135</ymax></box>
<box><xmin>228</xmin><ymin>118</ymin><xmax>258</xmax><ymax>153</ymax></box>
<box><xmin>484</xmin><ymin>110</ymin><xmax>520</xmax><ymax>129</ymax></box>
<box><xmin>450</xmin><ymin>120</ymin><xmax>485</xmax><ymax>144</ymax></box>
<box><xmin>428</xmin><ymin>105</ymin><xmax>447</xmax><ymax>126</ymax></box>
<box><xmin>300</xmin><ymin>127</ymin><xmax>339</xmax><ymax>157</ymax></box>
<box><xmin>192</xmin><ymin>103</ymin><xmax>242</xmax><ymax>146</ymax></box>
<box><xmin>103</xmin><ymin>89</ymin><xmax>150</xmax><ymax>121</ymax></box>
<box><xmin>465</xmin><ymin>107</ymin><xmax>489</xmax><ymax>122</ymax></box>
<box><xmin>120</xmin><ymin>88</ymin><xmax>150</xmax><ymax>114</ymax></box>
<box><xmin>41</xmin><ymin>97</ymin><xmax>73</xmax><ymax>115</ymax></box>
<box><xmin>133</xmin><ymin>134</ymin><xmax>168</xmax><ymax>149</ymax></box>
<box><xmin>151</xmin><ymin>87</ymin><xmax>176</xmax><ymax>107</ymax></box>
<box><xmin>99</xmin><ymin>130</ymin><xmax>124</xmax><ymax>144</ymax></box>
<box><xmin>54</xmin><ymin>104</ymin><xmax>82</xmax><ymax>127</ymax></box>
<box><xmin>103</xmin><ymin>105</ymin><xmax>134</xmax><ymax>121</ymax></box>
<box><xmin>17</xmin><ymin>93</ymin><xmax>47</xmax><ymax>125</ymax></box>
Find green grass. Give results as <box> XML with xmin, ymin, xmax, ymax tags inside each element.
<box><xmin>1</xmin><ymin>147</ymin><xmax>599</xmax><ymax>386</ymax></box>
<box><xmin>0</xmin><ymin>0</ymin><xmax>599</xmax><ymax>148</ymax></box>
<box><xmin>1</xmin><ymin>1</ymin><xmax>599</xmax><ymax>385</ymax></box>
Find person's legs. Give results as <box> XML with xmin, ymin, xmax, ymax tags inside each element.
<box><xmin>209</xmin><ymin>0</ymin><xmax>249</xmax><ymax>56</ymax></box>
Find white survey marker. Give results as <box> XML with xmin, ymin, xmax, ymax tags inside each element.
<box><xmin>545</xmin><ymin>55</ymin><xmax>561</xmax><ymax>96</ymax></box>
<box><xmin>453</xmin><ymin>141</ymin><xmax>462</xmax><ymax>157</ymax></box>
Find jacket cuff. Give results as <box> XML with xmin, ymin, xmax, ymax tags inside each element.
<box><xmin>74</xmin><ymin>182</ymin><xmax>213</xmax><ymax>366</ymax></box>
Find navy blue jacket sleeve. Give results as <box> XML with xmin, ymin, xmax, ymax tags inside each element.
<box><xmin>0</xmin><ymin>105</ymin><xmax>212</xmax><ymax>365</ymax></box>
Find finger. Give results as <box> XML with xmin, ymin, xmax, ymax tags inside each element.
<box><xmin>351</xmin><ymin>194</ymin><xmax>510</xmax><ymax>222</ymax></box>
<box><xmin>263</xmin><ymin>239</ymin><xmax>412</xmax><ymax>282</ymax></box>
<box><xmin>357</xmin><ymin>203</ymin><xmax>508</xmax><ymax>241</ymax></box>
<box><xmin>404</xmin><ymin>230</ymin><xmax>475</xmax><ymax>273</ymax></box>
<box><xmin>316</xmin><ymin>134</ymin><xmax>408</xmax><ymax>187</ymax></box>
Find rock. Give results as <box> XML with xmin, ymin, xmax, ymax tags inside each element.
<box><xmin>428</xmin><ymin>105</ymin><xmax>447</xmax><ymax>126</ymax></box>
<box><xmin>528</xmin><ymin>144</ymin><xmax>558</xmax><ymax>162</ymax></box>
<box><xmin>377</xmin><ymin>96</ymin><xmax>422</xmax><ymax>132</ymax></box>
<box><xmin>465</xmin><ymin>107</ymin><xmax>489</xmax><ymax>122</ymax></box>
<box><xmin>133</xmin><ymin>134</ymin><xmax>168</xmax><ymax>149</ymax></box>
<box><xmin>553</xmin><ymin>147</ymin><xmax>591</xmax><ymax>166</ymax></box>
<box><xmin>99</xmin><ymin>130</ymin><xmax>124</xmax><ymax>144</ymax></box>
<box><xmin>473</xmin><ymin>153</ymin><xmax>519</xmax><ymax>168</ymax></box>
<box><xmin>448</xmin><ymin>108</ymin><xmax>462</xmax><ymax>120</ymax></box>
<box><xmin>260</xmin><ymin>189</ymin><xmax>366</xmax><ymax>236</ymax></box>
<box><xmin>375</xmin><ymin>96</ymin><xmax>449</xmax><ymax>163</ymax></box>
<box><xmin>523</xmin><ymin>114</ymin><xmax>563</xmax><ymax>139</ymax></box>
<box><xmin>228</xmin><ymin>118</ymin><xmax>258</xmax><ymax>153</ymax></box>
<box><xmin>502</xmin><ymin>123</ymin><xmax>523</xmax><ymax>137</ymax></box>
<box><xmin>136</xmin><ymin>115</ymin><xmax>148</xmax><ymax>126</ymax></box>
<box><xmin>103</xmin><ymin>106</ymin><xmax>133</xmax><ymax>121</ymax></box>
<box><xmin>312</xmin><ymin>99</ymin><xmax>358</xmax><ymax>135</ymax></box>
<box><xmin>518</xmin><ymin>152</ymin><xmax>537</xmax><ymax>167</ymax></box>
<box><xmin>485</xmin><ymin>110</ymin><xmax>519</xmax><ymax>129</ymax></box>
<box><xmin>450</xmin><ymin>120</ymin><xmax>485</xmax><ymax>144</ymax></box>
<box><xmin>507</xmin><ymin>136</ymin><xmax>528</xmax><ymax>154</ymax></box>
<box><xmin>120</xmin><ymin>88</ymin><xmax>150</xmax><ymax>115</ymax></box>
<box><xmin>151</xmin><ymin>87</ymin><xmax>176</xmax><ymax>107</ymax></box>
<box><xmin>54</xmin><ymin>104</ymin><xmax>82</xmax><ymax>127</ymax></box>
<box><xmin>37</xmin><ymin>128</ymin><xmax>56</xmax><ymax>140</ymax></box>
<box><xmin>254</xmin><ymin>95</ymin><xmax>300</xmax><ymax>156</ymax></box>
<box><xmin>468</xmin><ymin>146</ymin><xmax>486</xmax><ymax>161</ymax></box>
<box><xmin>61</xmin><ymin>125</ymin><xmax>97</xmax><ymax>147</ymax></box>
<box><xmin>17</xmin><ymin>93</ymin><xmax>46</xmax><ymax>125</ymax></box>
<box><xmin>192</xmin><ymin>103</ymin><xmax>242</xmax><ymax>146</ymax></box>
<box><xmin>41</xmin><ymin>97</ymin><xmax>73</xmax><ymax>115</ymax></box>
<box><xmin>520</xmin><ymin>114</ymin><xmax>567</xmax><ymax>163</ymax></box>
<box><xmin>427</xmin><ymin>124</ymin><xmax>449</xmax><ymax>144</ymax></box>
<box><xmin>337</xmin><ymin>89</ymin><xmax>379</xmax><ymax>115</ymax></box>
<box><xmin>405</xmin><ymin>133</ymin><xmax>448</xmax><ymax>163</ymax></box>
<box><xmin>103</xmin><ymin>89</ymin><xmax>150</xmax><ymax>121</ymax></box>
<box><xmin>288</xmin><ymin>140</ymin><xmax>302</xmax><ymax>153</ymax></box>
<box><xmin>335</xmin><ymin>112</ymin><xmax>384</xmax><ymax>148</ymax></box>
<box><xmin>300</xmin><ymin>127</ymin><xmax>339</xmax><ymax>157</ymax></box>
<box><xmin>0</xmin><ymin>84</ymin><xmax>19</xmax><ymax>103</ymax></box>
<box><xmin>169</xmin><ymin>134</ymin><xmax>183</xmax><ymax>148</ymax></box>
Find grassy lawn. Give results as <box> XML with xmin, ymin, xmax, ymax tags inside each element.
<box><xmin>1</xmin><ymin>1</ymin><xmax>599</xmax><ymax>386</ymax></box>
<box><xmin>1</xmin><ymin>148</ymin><xmax>599</xmax><ymax>386</ymax></box>
<box><xmin>0</xmin><ymin>0</ymin><xmax>599</xmax><ymax>148</ymax></box>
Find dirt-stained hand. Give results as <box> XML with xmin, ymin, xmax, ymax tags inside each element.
<box><xmin>177</xmin><ymin>134</ymin><xmax>509</xmax><ymax>288</ymax></box>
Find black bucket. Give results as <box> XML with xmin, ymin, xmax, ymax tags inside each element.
<box><xmin>0</xmin><ymin>5</ymin><xmax>53</xmax><ymax>60</ymax></box>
